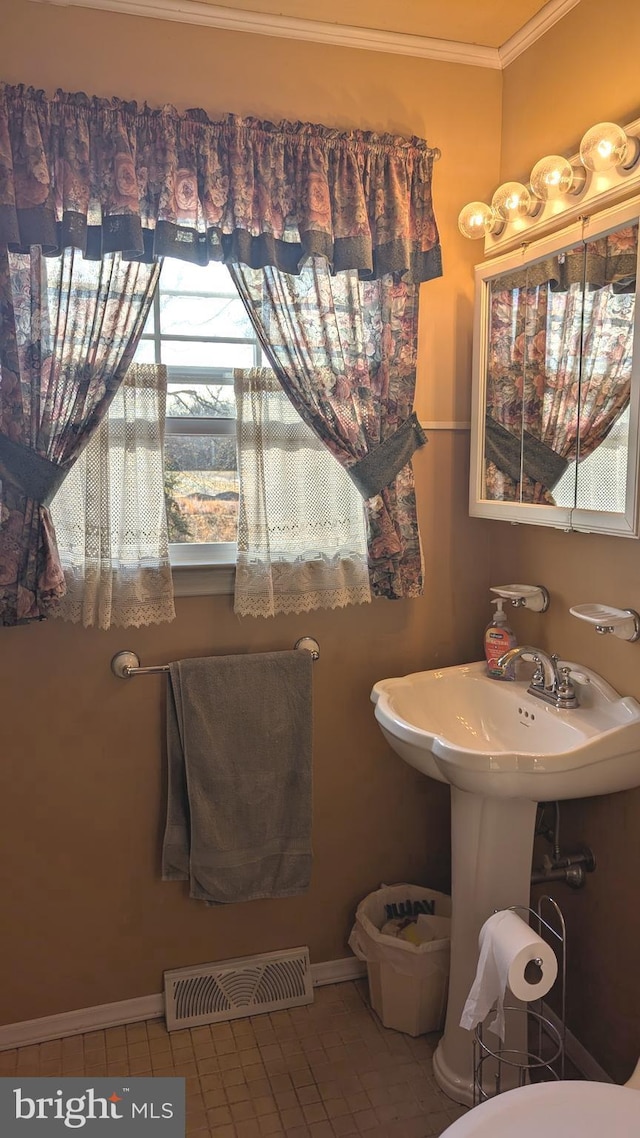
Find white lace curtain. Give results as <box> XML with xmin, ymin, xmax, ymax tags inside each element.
<box><xmin>49</xmin><ymin>364</ymin><xmax>176</xmax><ymax>629</ymax></box>
<box><xmin>234</xmin><ymin>367</ymin><xmax>371</xmax><ymax>617</ymax></box>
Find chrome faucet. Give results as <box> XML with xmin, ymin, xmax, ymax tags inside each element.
<box><xmin>496</xmin><ymin>645</ymin><xmax>580</xmax><ymax>709</ymax></box>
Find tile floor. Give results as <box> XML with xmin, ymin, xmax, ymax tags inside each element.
<box><xmin>0</xmin><ymin>980</ymin><xmax>468</xmax><ymax>1137</ymax></box>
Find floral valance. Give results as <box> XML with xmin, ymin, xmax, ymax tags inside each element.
<box><xmin>0</xmin><ymin>83</ymin><xmax>442</xmax><ymax>283</ymax></box>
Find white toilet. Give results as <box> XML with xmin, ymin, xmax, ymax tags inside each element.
<box><xmin>440</xmin><ymin>1058</ymin><xmax>640</xmax><ymax>1137</ymax></box>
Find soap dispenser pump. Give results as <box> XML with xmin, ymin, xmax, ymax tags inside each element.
<box><xmin>484</xmin><ymin>598</ymin><xmax>518</xmax><ymax>679</ymax></box>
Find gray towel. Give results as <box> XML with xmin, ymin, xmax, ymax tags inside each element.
<box><xmin>162</xmin><ymin>650</ymin><xmax>313</xmax><ymax>904</ymax></box>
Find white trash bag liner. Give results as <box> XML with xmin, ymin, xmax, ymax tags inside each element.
<box><xmin>349</xmin><ymin>883</ymin><xmax>451</xmax><ymax>1034</ymax></box>
<box><xmin>348</xmin><ymin>882</ymin><xmax>451</xmax><ymax>979</ymax></box>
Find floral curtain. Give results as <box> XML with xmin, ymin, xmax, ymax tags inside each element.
<box><xmin>485</xmin><ymin>226</ymin><xmax>636</xmax><ymax>505</ymax></box>
<box><xmin>49</xmin><ymin>364</ymin><xmax>175</xmax><ymax>629</ymax></box>
<box><xmin>0</xmin><ymin>247</ymin><xmax>159</xmax><ymax>625</ymax></box>
<box><xmin>234</xmin><ymin>367</ymin><xmax>371</xmax><ymax>617</ymax></box>
<box><xmin>0</xmin><ymin>79</ymin><xmax>442</xmax><ymax>620</ymax></box>
<box><xmin>230</xmin><ymin>261</ymin><xmax>425</xmax><ymax>599</ymax></box>
<box><xmin>0</xmin><ymin>83</ymin><xmax>442</xmax><ymax>283</ymax></box>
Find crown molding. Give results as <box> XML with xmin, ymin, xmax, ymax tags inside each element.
<box><xmin>31</xmin><ymin>0</ymin><xmax>580</xmax><ymax>69</ymax></box>
<box><xmin>31</xmin><ymin>0</ymin><xmax>499</xmax><ymax>66</ymax></box>
<box><xmin>499</xmin><ymin>0</ymin><xmax>581</xmax><ymax>67</ymax></box>
<box><xmin>31</xmin><ymin>0</ymin><xmax>577</xmax><ymax>70</ymax></box>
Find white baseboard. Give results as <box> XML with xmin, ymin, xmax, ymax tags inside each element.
<box><xmin>0</xmin><ymin>994</ymin><xmax>165</xmax><ymax>1052</ymax></box>
<box><xmin>0</xmin><ymin>961</ymin><xmax>609</xmax><ymax>1085</ymax></box>
<box><xmin>0</xmin><ymin>957</ymin><xmax>367</xmax><ymax>1051</ymax></box>
<box><xmin>311</xmin><ymin>957</ymin><xmax>366</xmax><ymax>987</ymax></box>
<box><xmin>541</xmin><ymin>1001</ymin><xmax>613</xmax><ymax>1084</ymax></box>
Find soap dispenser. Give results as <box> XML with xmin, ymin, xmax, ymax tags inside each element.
<box><xmin>484</xmin><ymin>598</ymin><xmax>518</xmax><ymax>679</ymax></box>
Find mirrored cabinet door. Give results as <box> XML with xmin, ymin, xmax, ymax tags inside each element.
<box><xmin>572</xmin><ymin>225</ymin><xmax>637</xmax><ymax>513</ymax></box>
<box><xmin>470</xmin><ymin>199</ymin><xmax>640</xmax><ymax>536</ymax></box>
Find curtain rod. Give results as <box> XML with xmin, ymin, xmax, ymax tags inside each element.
<box><xmin>110</xmin><ymin>636</ymin><xmax>320</xmax><ymax>678</ymax></box>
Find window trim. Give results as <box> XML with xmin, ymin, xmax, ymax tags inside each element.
<box><xmin>170</xmin><ymin>539</ymin><xmax>237</xmax><ymax>567</ymax></box>
<box><xmin>165</xmin><ymin>415</ymin><xmax>235</xmax><ymax>437</ymax></box>
<box><xmin>172</xmin><ymin>562</ymin><xmax>236</xmax><ymax>597</ymax></box>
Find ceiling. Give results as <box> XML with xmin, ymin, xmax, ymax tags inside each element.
<box><xmin>200</xmin><ymin>0</ymin><xmax>556</xmax><ymax>49</ymax></box>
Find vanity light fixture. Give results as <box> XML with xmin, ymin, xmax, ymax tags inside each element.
<box><xmin>457</xmin><ymin>200</ymin><xmax>503</xmax><ymax>240</ymax></box>
<box><xmin>579</xmin><ymin>122</ymin><xmax>640</xmax><ymax>173</ymax></box>
<box><xmin>457</xmin><ymin>115</ymin><xmax>640</xmax><ymax>244</ymax></box>
<box><xmin>529</xmin><ymin>154</ymin><xmax>586</xmax><ymax>201</ymax></box>
<box><xmin>491</xmin><ymin>181</ymin><xmax>540</xmax><ymax>222</ymax></box>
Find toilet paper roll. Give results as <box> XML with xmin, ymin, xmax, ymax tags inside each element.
<box><xmin>486</xmin><ymin>910</ymin><xmax>558</xmax><ymax>1001</ymax></box>
<box><xmin>459</xmin><ymin>910</ymin><xmax>558</xmax><ymax>1040</ymax></box>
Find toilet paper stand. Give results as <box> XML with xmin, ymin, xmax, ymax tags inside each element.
<box><xmin>473</xmin><ymin>895</ymin><xmax>566</xmax><ymax>1106</ymax></box>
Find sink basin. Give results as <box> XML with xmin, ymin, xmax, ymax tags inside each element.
<box><xmin>371</xmin><ymin>659</ymin><xmax>640</xmax><ymax>1106</ymax></box>
<box><xmin>371</xmin><ymin>660</ymin><xmax>640</xmax><ymax>800</ymax></box>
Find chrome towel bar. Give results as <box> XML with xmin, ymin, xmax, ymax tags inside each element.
<box><xmin>111</xmin><ymin>636</ymin><xmax>320</xmax><ymax>678</ymax></box>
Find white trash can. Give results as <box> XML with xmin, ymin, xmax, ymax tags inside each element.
<box><xmin>348</xmin><ymin>882</ymin><xmax>451</xmax><ymax>1037</ymax></box>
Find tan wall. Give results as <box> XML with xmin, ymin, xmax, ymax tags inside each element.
<box><xmin>0</xmin><ymin>1</ymin><xmax>499</xmax><ymax>1024</ymax></box>
<box><xmin>497</xmin><ymin>0</ymin><xmax>640</xmax><ymax>1083</ymax></box>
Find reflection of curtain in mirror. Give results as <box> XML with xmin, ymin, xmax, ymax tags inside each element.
<box><xmin>541</xmin><ymin>280</ymin><xmax>634</xmax><ymax>505</ymax></box>
<box><xmin>484</xmin><ymin>282</ymin><xmax>551</xmax><ymax>503</ymax></box>
<box><xmin>485</xmin><ymin>225</ymin><xmax>636</xmax><ymax>506</ymax></box>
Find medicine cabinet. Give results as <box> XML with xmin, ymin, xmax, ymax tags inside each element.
<box><xmin>469</xmin><ymin>196</ymin><xmax>640</xmax><ymax>536</ymax></box>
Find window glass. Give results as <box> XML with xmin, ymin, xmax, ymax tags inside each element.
<box><xmin>164</xmin><ymin>434</ymin><xmax>238</xmax><ymax>544</ymax></box>
<box><xmin>160</xmin><ymin>259</ymin><xmax>232</xmax><ymax>292</ymax></box>
<box><xmin>133</xmin><ymin>338</ymin><xmax>156</xmax><ymax>364</ymax></box>
<box><xmin>160</xmin><ymin>339</ymin><xmax>255</xmax><ymax>369</ymax></box>
<box><xmin>133</xmin><ymin>260</ymin><xmax>257</xmax><ymax>553</ymax></box>
<box><xmin>166</xmin><ymin>383</ymin><xmax>235</xmax><ymax>418</ymax></box>
<box><xmin>158</xmin><ymin>295</ymin><xmax>254</xmax><ymax>338</ymax></box>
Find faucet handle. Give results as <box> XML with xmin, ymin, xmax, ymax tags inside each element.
<box><xmin>556</xmin><ymin>666</ymin><xmax>579</xmax><ymax>709</ymax></box>
<box><xmin>566</xmin><ymin>668</ymin><xmax>590</xmax><ymax>685</ymax></box>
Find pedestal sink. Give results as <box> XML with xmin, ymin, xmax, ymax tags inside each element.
<box><xmin>371</xmin><ymin>660</ymin><xmax>640</xmax><ymax>1105</ymax></box>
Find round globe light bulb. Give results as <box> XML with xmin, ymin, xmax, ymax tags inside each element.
<box><xmin>457</xmin><ymin>201</ymin><xmax>499</xmax><ymax>240</ymax></box>
<box><xmin>491</xmin><ymin>181</ymin><xmax>533</xmax><ymax>221</ymax></box>
<box><xmin>579</xmin><ymin>122</ymin><xmax>639</xmax><ymax>172</ymax></box>
<box><xmin>530</xmin><ymin>154</ymin><xmax>585</xmax><ymax>200</ymax></box>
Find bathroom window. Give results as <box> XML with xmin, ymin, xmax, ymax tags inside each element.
<box><xmin>134</xmin><ymin>259</ymin><xmax>262</xmax><ymax>570</ymax></box>
<box><xmin>133</xmin><ymin>258</ymin><xmax>369</xmax><ymax>602</ymax></box>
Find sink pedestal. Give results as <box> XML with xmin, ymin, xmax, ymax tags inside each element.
<box><xmin>433</xmin><ymin>788</ymin><xmax>537</xmax><ymax>1106</ymax></box>
<box><xmin>372</xmin><ymin>660</ymin><xmax>640</xmax><ymax>1102</ymax></box>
